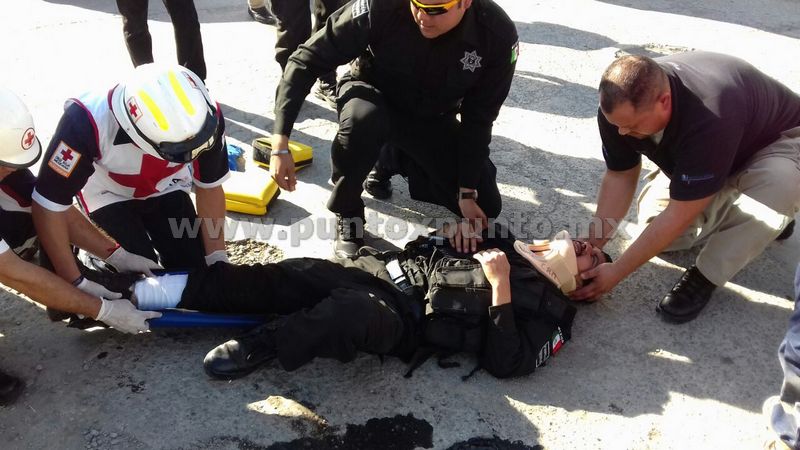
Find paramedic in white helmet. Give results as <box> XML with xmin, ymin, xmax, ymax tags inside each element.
<box><xmin>0</xmin><ymin>88</ymin><xmax>161</xmax><ymax>405</ymax></box>
<box><xmin>32</xmin><ymin>64</ymin><xmax>230</xmax><ymax>296</ymax></box>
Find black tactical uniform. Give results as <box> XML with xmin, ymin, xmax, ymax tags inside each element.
<box><xmin>182</xmin><ymin>232</ymin><xmax>575</xmax><ymax>379</ymax></box>
<box><xmin>274</xmin><ymin>0</ymin><xmax>518</xmax><ymax>220</ymax></box>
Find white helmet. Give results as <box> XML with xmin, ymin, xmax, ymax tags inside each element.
<box><xmin>111</xmin><ymin>64</ymin><xmax>219</xmax><ymax>163</ymax></box>
<box><xmin>0</xmin><ymin>88</ymin><xmax>41</xmax><ymax>168</ymax></box>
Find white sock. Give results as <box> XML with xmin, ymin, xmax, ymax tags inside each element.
<box><xmin>133</xmin><ymin>274</ymin><xmax>188</xmax><ymax>311</ymax></box>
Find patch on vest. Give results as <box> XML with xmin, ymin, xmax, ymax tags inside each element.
<box><xmin>48</xmin><ymin>141</ymin><xmax>81</xmax><ymax>178</ymax></box>
<box><xmin>351</xmin><ymin>0</ymin><xmax>369</xmax><ymax>19</ymax></box>
<box><xmin>510</xmin><ymin>40</ymin><xmax>519</xmax><ymax>64</ymax></box>
<box><xmin>460</xmin><ymin>50</ymin><xmax>482</xmax><ymax>72</ymax></box>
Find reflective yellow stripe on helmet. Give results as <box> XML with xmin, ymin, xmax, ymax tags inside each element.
<box><xmin>138</xmin><ymin>90</ymin><xmax>169</xmax><ymax>131</ymax></box>
<box><xmin>168</xmin><ymin>71</ymin><xmax>196</xmax><ymax>117</ymax></box>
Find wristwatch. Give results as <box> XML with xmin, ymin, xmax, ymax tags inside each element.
<box><xmin>458</xmin><ymin>190</ymin><xmax>478</xmax><ymax>201</ymax></box>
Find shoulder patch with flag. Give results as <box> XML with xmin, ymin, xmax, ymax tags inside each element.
<box><xmin>48</xmin><ymin>141</ymin><xmax>82</xmax><ymax>178</ymax></box>
<box><xmin>351</xmin><ymin>0</ymin><xmax>369</xmax><ymax>19</ymax></box>
<box><xmin>511</xmin><ymin>40</ymin><xmax>519</xmax><ymax>64</ymax></box>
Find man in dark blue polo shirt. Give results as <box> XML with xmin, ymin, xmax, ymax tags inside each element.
<box><xmin>572</xmin><ymin>52</ymin><xmax>800</xmax><ymax>323</ymax></box>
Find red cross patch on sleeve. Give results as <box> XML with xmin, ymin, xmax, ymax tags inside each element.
<box><xmin>48</xmin><ymin>141</ymin><xmax>82</xmax><ymax>178</ymax></box>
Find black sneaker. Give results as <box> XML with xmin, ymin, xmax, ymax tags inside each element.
<box><xmin>0</xmin><ymin>369</ymin><xmax>23</xmax><ymax>406</ymax></box>
<box><xmin>247</xmin><ymin>4</ymin><xmax>277</xmax><ymax>25</ymax></box>
<box><xmin>334</xmin><ymin>213</ymin><xmax>365</xmax><ymax>259</ymax></box>
<box><xmin>657</xmin><ymin>265</ymin><xmax>717</xmax><ymax>323</ymax></box>
<box><xmin>313</xmin><ymin>80</ymin><xmax>337</xmax><ymax>109</ymax></box>
<box><xmin>363</xmin><ymin>169</ymin><xmax>393</xmax><ymax>200</ymax></box>
<box><xmin>204</xmin><ymin>322</ymin><xmax>279</xmax><ymax>379</ymax></box>
<box><xmin>777</xmin><ymin>219</ymin><xmax>795</xmax><ymax>241</ymax></box>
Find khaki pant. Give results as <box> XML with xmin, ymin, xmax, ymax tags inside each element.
<box><xmin>637</xmin><ymin>127</ymin><xmax>800</xmax><ymax>286</ymax></box>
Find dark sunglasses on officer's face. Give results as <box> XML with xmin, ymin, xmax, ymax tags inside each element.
<box><xmin>410</xmin><ymin>0</ymin><xmax>460</xmax><ymax>16</ymax></box>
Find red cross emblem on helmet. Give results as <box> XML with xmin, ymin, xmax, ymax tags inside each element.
<box><xmin>183</xmin><ymin>72</ymin><xmax>198</xmax><ymax>89</ymax></box>
<box><xmin>128</xmin><ymin>98</ymin><xmax>142</xmax><ymax>122</ymax></box>
<box><xmin>21</xmin><ymin>128</ymin><xmax>35</xmax><ymax>150</ymax></box>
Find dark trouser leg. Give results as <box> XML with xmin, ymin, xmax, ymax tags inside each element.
<box><xmin>89</xmin><ymin>192</ymin><xmax>206</xmax><ymax>270</ymax></box>
<box><xmin>275</xmin><ymin>287</ymin><xmax>405</xmax><ymax>371</ymax></box>
<box><xmin>312</xmin><ymin>0</ymin><xmax>342</xmax><ymax>85</ymax></box>
<box><xmin>327</xmin><ymin>80</ymin><xmax>392</xmax><ymax>215</ymax></box>
<box><xmin>177</xmin><ymin>257</ymin><xmax>385</xmax><ymax>313</ymax></box>
<box><xmin>115</xmin><ymin>0</ymin><xmax>154</xmax><ymax>67</ymax></box>
<box><xmin>271</xmin><ymin>0</ymin><xmax>311</xmax><ymax>72</ymax></box>
<box><xmin>163</xmin><ymin>0</ymin><xmax>206</xmax><ymax>80</ymax></box>
<box><xmin>140</xmin><ymin>191</ymin><xmax>206</xmax><ymax>270</ymax></box>
<box><xmin>90</xmin><ymin>200</ymin><xmax>159</xmax><ymax>263</ymax></box>
<box><xmin>0</xmin><ymin>210</ymin><xmax>36</xmax><ymax>255</ymax></box>
<box><xmin>394</xmin><ymin>116</ymin><xmax>502</xmax><ymax>218</ymax></box>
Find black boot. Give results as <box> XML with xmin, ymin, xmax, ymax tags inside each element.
<box><xmin>363</xmin><ymin>169</ymin><xmax>393</xmax><ymax>200</ymax></box>
<box><xmin>777</xmin><ymin>219</ymin><xmax>795</xmax><ymax>241</ymax></box>
<box><xmin>657</xmin><ymin>265</ymin><xmax>717</xmax><ymax>323</ymax></box>
<box><xmin>204</xmin><ymin>322</ymin><xmax>279</xmax><ymax>380</ymax></box>
<box><xmin>247</xmin><ymin>3</ymin><xmax>277</xmax><ymax>25</ymax></box>
<box><xmin>313</xmin><ymin>77</ymin><xmax>338</xmax><ymax>109</ymax></box>
<box><xmin>334</xmin><ymin>213</ymin><xmax>365</xmax><ymax>259</ymax></box>
<box><xmin>0</xmin><ymin>369</ymin><xmax>23</xmax><ymax>406</ymax></box>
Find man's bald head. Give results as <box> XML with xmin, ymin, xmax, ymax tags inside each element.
<box><xmin>599</xmin><ymin>55</ymin><xmax>668</xmax><ymax>114</ymax></box>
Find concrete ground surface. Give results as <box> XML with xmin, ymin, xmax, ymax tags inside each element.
<box><xmin>1</xmin><ymin>0</ymin><xmax>799</xmax><ymax>449</ymax></box>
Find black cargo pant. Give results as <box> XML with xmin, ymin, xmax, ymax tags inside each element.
<box><xmin>178</xmin><ymin>257</ymin><xmax>408</xmax><ymax>371</ymax></box>
<box><xmin>89</xmin><ymin>190</ymin><xmax>206</xmax><ymax>270</ymax></box>
<box><xmin>328</xmin><ymin>79</ymin><xmax>502</xmax><ymax>218</ymax></box>
<box><xmin>0</xmin><ymin>209</ymin><xmax>36</xmax><ymax>256</ymax></box>
<box><xmin>271</xmin><ymin>0</ymin><xmax>342</xmax><ymax>84</ymax></box>
<box><xmin>115</xmin><ymin>0</ymin><xmax>207</xmax><ymax>80</ymax></box>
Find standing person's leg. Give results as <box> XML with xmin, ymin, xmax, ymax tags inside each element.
<box><xmin>763</xmin><ymin>264</ymin><xmax>800</xmax><ymax>450</ymax></box>
<box><xmin>271</xmin><ymin>0</ymin><xmax>311</xmax><ymax>72</ymax></box>
<box><xmin>327</xmin><ymin>79</ymin><xmax>393</xmax><ymax>256</ymax></box>
<box><xmin>163</xmin><ymin>0</ymin><xmax>207</xmax><ymax>80</ymax></box>
<box><xmin>140</xmin><ymin>190</ymin><xmax>207</xmax><ymax>270</ymax></box>
<box><xmin>309</xmin><ymin>0</ymin><xmax>343</xmax><ymax>107</ymax></box>
<box><xmin>89</xmin><ymin>200</ymin><xmax>159</xmax><ymax>263</ymax></box>
<box><xmin>115</xmin><ymin>0</ymin><xmax>154</xmax><ymax>67</ymax></box>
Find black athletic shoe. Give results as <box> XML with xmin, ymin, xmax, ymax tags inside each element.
<box><xmin>247</xmin><ymin>4</ymin><xmax>277</xmax><ymax>25</ymax></box>
<box><xmin>0</xmin><ymin>369</ymin><xmax>23</xmax><ymax>406</ymax></box>
<box><xmin>363</xmin><ymin>169</ymin><xmax>393</xmax><ymax>200</ymax></box>
<box><xmin>657</xmin><ymin>265</ymin><xmax>717</xmax><ymax>324</ymax></box>
<box><xmin>777</xmin><ymin>219</ymin><xmax>795</xmax><ymax>241</ymax></box>
<box><xmin>334</xmin><ymin>213</ymin><xmax>365</xmax><ymax>259</ymax></box>
<box><xmin>313</xmin><ymin>80</ymin><xmax>337</xmax><ymax>109</ymax></box>
<box><xmin>204</xmin><ymin>323</ymin><xmax>278</xmax><ymax>380</ymax></box>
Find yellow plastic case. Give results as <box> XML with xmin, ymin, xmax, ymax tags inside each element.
<box><xmin>252</xmin><ymin>137</ymin><xmax>313</xmax><ymax>171</ymax></box>
<box><xmin>223</xmin><ymin>170</ymin><xmax>280</xmax><ymax>216</ymax></box>
<box><xmin>225</xmin><ymin>199</ymin><xmax>267</xmax><ymax>216</ymax></box>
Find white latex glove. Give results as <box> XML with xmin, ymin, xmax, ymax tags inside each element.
<box><xmin>204</xmin><ymin>250</ymin><xmax>229</xmax><ymax>266</ymax></box>
<box><xmin>95</xmin><ymin>298</ymin><xmax>162</xmax><ymax>334</ymax></box>
<box><xmin>105</xmin><ymin>247</ymin><xmax>163</xmax><ymax>276</ymax></box>
<box><xmin>76</xmin><ymin>276</ymin><xmax>123</xmax><ymax>299</ymax></box>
